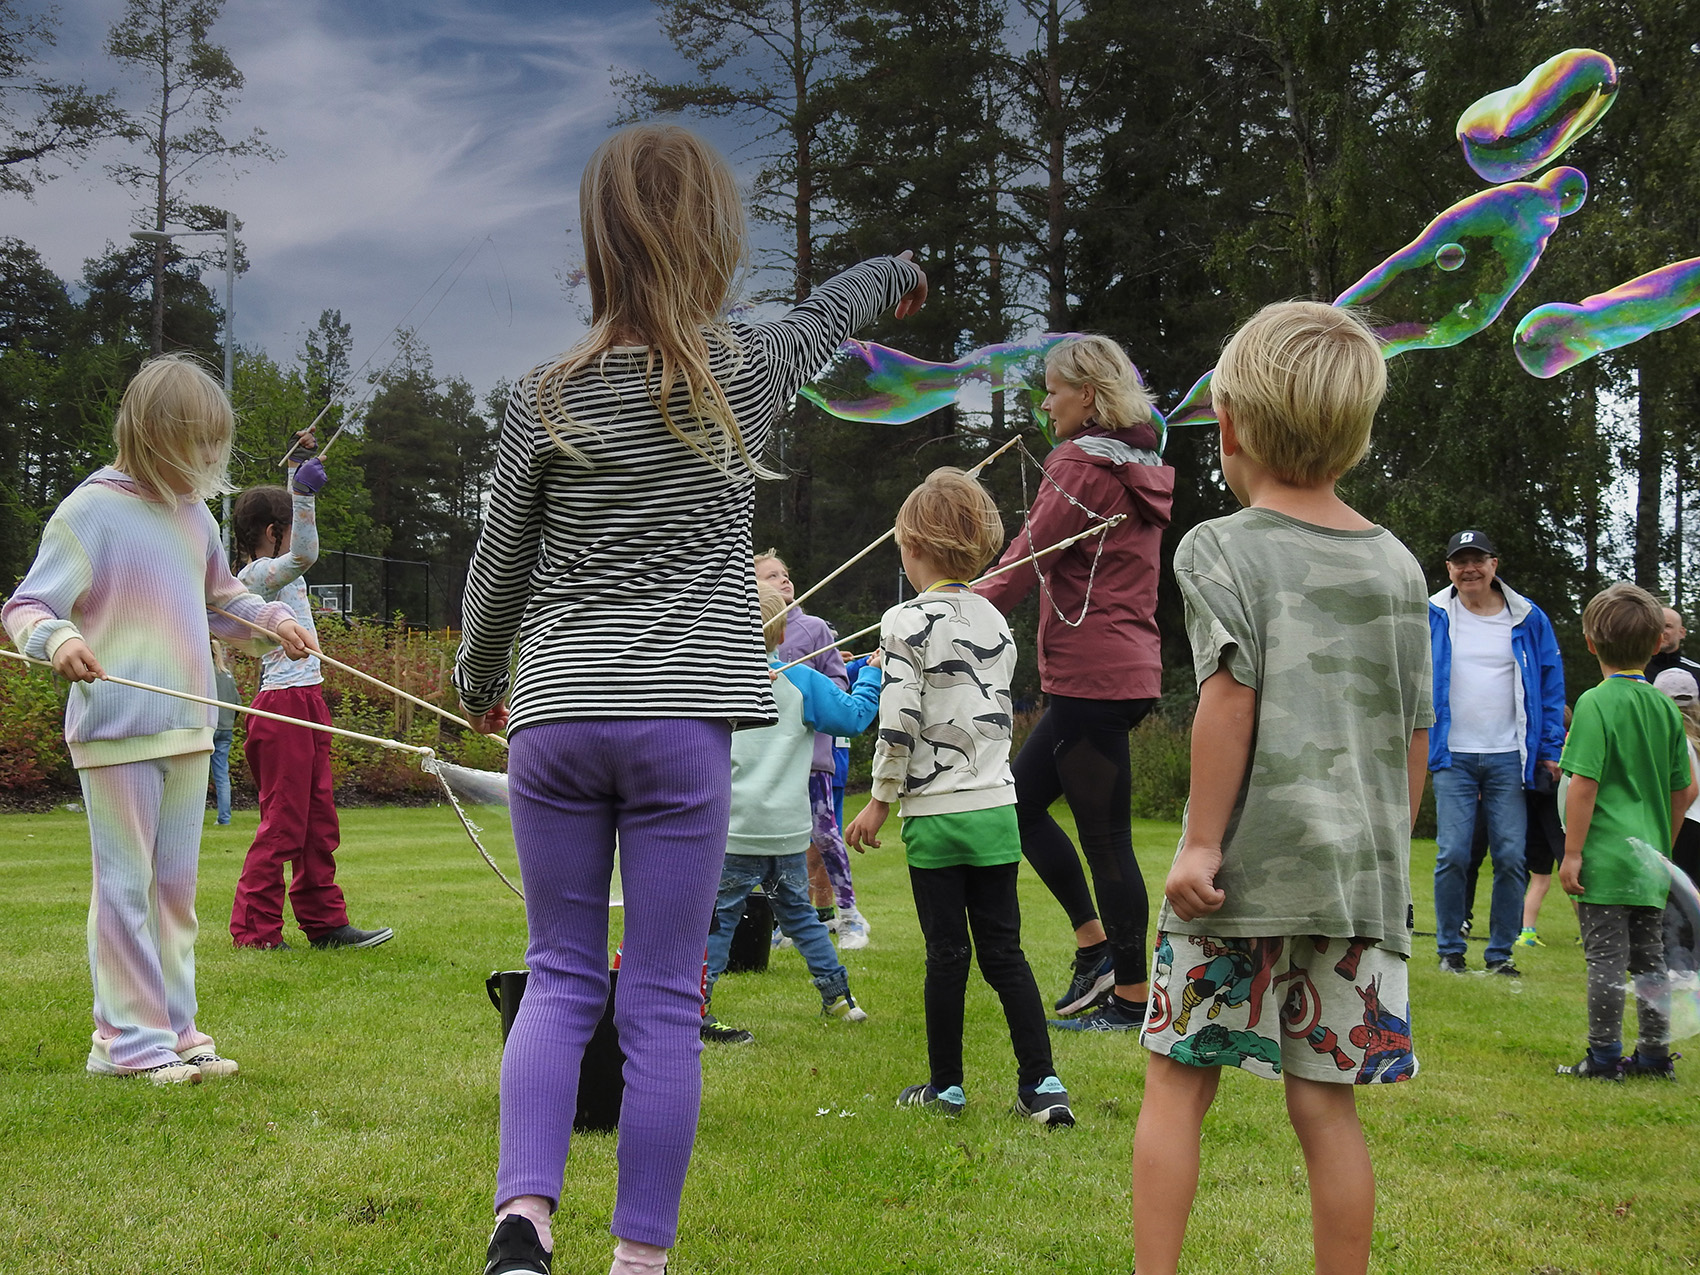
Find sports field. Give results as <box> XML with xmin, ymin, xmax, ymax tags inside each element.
<box><xmin>1</xmin><ymin>801</ymin><xmax>1695</xmax><ymax>1274</ymax></box>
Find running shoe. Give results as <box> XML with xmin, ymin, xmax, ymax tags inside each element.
<box><xmin>1049</xmin><ymin>998</ymin><xmax>1146</xmax><ymax>1032</ymax></box>
<box><xmin>1014</xmin><ymin>1075</ymin><xmax>1075</xmax><ymax>1127</ymax></box>
<box><xmin>1054</xmin><ymin>947</ymin><xmax>1115</xmax><ymax>1015</ymax></box>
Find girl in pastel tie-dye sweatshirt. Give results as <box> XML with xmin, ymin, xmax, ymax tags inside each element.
<box><xmin>3</xmin><ymin>355</ymin><xmax>315</xmax><ymax>1084</ymax></box>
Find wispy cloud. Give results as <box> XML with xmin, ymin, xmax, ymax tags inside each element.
<box><xmin>6</xmin><ymin>0</ymin><xmax>684</xmax><ymax>395</ymax></box>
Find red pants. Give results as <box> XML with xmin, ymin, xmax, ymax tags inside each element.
<box><xmin>230</xmin><ymin>686</ymin><xmax>348</xmax><ymax>946</ymax></box>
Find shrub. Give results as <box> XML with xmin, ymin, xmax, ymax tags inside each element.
<box><xmin>0</xmin><ymin>657</ymin><xmax>72</xmax><ymax>791</ymax></box>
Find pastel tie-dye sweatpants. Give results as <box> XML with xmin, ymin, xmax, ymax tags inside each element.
<box><xmin>78</xmin><ymin>751</ymin><xmax>215</xmax><ymax>1071</ymax></box>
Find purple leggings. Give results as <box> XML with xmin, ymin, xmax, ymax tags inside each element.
<box><xmin>497</xmin><ymin>718</ymin><xmax>731</xmax><ymax>1247</ymax></box>
<box><xmin>810</xmin><ymin>771</ymin><xmax>856</xmax><ymax>909</ymax></box>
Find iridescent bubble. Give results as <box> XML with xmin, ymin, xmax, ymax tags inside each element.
<box><xmin>800</xmin><ymin>335</ymin><xmax>1074</xmax><ymax>426</ymax></box>
<box><xmin>1635</xmin><ymin>854</ymin><xmax>1700</xmax><ymax>1042</ymax></box>
<box><xmin>1336</xmin><ymin>165</ymin><xmax>1586</xmax><ymax>355</ymax></box>
<box><xmin>1166</xmin><ymin>167</ymin><xmax>1585</xmax><ymax>428</ymax></box>
<box><xmin>1513</xmin><ymin>256</ymin><xmax>1700</xmax><ymax>378</ymax></box>
<box><xmin>1456</xmin><ymin>48</ymin><xmax>1618</xmax><ymax>184</ymax></box>
<box><xmin>801</xmin><ymin>332</ymin><xmax>1166</xmax><ymax>446</ymax></box>
<box><xmin>1435</xmin><ymin>243</ymin><xmax>1466</xmax><ymax>271</ymax></box>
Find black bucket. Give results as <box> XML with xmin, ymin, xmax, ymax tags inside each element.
<box><xmin>486</xmin><ymin>968</ymin><xmax>626</xmax><ymax>1133</ymax></box>
<box><xmin>725</xmin><ymin>891</ymin><xmax>775</xmax><ymax>974</ymax></box>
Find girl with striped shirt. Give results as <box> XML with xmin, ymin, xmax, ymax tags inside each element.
<box><xmin>454</xmin><ymin>123</ymin><xmax>925</xmax><ymax>1275</ymax></box>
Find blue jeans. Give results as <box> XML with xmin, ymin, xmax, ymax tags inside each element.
<box><xmin>210</xmin><ymin>729</ymin><xmax>233</xmax><ymax>823</ymax></box>
<box><xmin>1434</xmin><ymin>752</ymin><xmax>1528</xmax><ymax>964</ymax></box>
<box><xmin>706</xmin><ymin>852</ymin><xmax>847</xmax><ymax>1003</ymax></box>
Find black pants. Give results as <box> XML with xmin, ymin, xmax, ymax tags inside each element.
<box><xmin>1012</xmin><ymin>694</ymin><xmax>1155</xmax><ymax>986</ymax></box>
<box><xmin>908</xmin><ymin>862</ymin><xmax>1054</xmax><ymax>1091</ymax></box>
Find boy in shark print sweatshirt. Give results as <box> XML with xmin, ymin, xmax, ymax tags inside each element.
<box><xmin>846</xmin><ymin>468</ymin><xmax>1072</xmax><ymax>1126</ymax></box>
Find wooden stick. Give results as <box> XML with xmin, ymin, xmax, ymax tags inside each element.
<box><xmin>211</xmin><ymin>607</ymin><xmax>508</xmax><ymax>747</ymax></box>
<box><xmin>769</xmin><ymin>433</ymin><xmax>1024</xmax><ymax>631</ymax></box>
<box><xmin>771</xmin><ymin>513</ymin><xmax>1126</xmax><ymax>673</ymax></box>
<box><xmin>276</xmin><ymin>404</ymin><xmax>337</xmax><ymax>466</ymax></box>
<box><xmin>0</xmin><ymin>649</ymin><xmax>433</xmax><ymax>755</ymax></box>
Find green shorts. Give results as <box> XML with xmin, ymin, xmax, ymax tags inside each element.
<box><xmin>1141</xmin><ymin>932</ymin><xmax>1417</xmax><ymax>1085</ymax></box>
<box><xmin>901</xmin><ymin>805</ymin><xmax>1021</xmax><ymax>869</ymax></box>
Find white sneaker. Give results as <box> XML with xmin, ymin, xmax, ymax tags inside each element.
<box><xmin>178</xmin><ymin>1044</ymin><xmax>239</xmax><ymax>1078</ymax></box>
<box><xmin>838</xmin><ymin>908</ymin><xmax>871</xmax><ymax>950</ymax></box>
<box><xmin>87</xmin><ymin>1034</ymin><xmax>203</xmax><ymax>1084</ymax></box>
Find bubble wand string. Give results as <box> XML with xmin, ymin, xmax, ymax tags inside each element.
<box><xmin>772</xmin><ymin>513</ymin><xmax>1126</xmax><ymax>673</ymax></box>
<box><xmin>276</xmin><ymin>234</ymin><xmax>494</xmax><ymax>465</ymax></box>
<box><xmin>208</xmin><ymin>607</ymin><xmax>508</xmax><ymax>747</ymax></box>
<box><xmin>1</xmin><ymin>647</ymin><xmax>527</xmax><ymax>898</ymax></box>
<box><xmin>0</xmin><ymin>648</ymin><xmax>432</xmax><ymax>755</ymax></box>
<box><xmin>768</xmin><ymin>433</ymin><xmax>1023</xmax><ymax>633</ymax></box>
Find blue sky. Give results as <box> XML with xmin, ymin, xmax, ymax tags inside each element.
<box><xmin>7</xmin><ymin>0</ymin><xmax>762</xmax><ymax>401</ymax></box>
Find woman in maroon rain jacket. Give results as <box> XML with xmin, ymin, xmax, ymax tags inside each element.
<box><xmin>978</xmin><ymin>336</ymin><xmax>1174</xmax><ymax>1031</ymax></box>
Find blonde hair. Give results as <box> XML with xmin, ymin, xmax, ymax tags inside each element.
<box><xmin>894</xmin><ymin>467</ymin><xmax>1004</xmax><ymax>580</ymax></box>
<box><xmin>1045</xmin><ymin>335</ymin><xmax>1155</xmax><ymax>431</ymax></box>
<box><xmin>1582</xmin><ymin>581</ymin><xmax>1664</xmax><ymax>669</ymax></box>
<box><xmin>757</xmin><ymin>582</ymin><xmax>788</xmax><ymax>652</ymax></box>
<box><xmin>1681</xmin><ymin>703</ymin><xmax>1700</xmax><ymax>750</ymax></box>
<box><xmin>754</xmin><ymin>548</ymin><xmax>785</xmax><ymax>572</ymax></box>
<box><xmin>1213</xmin><ymin>301</ymin><xmax>1386</xmax><ymax>485</ymax></box>
<box><xmin>535</xmin><ymin>124</ymin><xmax>769</xmax><ymax>477</ymax></box>
<box><xmin>112</xmin><ymin>354</ymin><xmax>235</xmax><ymax>504</ymax></box>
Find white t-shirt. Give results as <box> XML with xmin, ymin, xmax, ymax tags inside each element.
<box><xmin>1448</xmin><ymin>604</ymin><xmax>1520</xmax><ymax>753</ymax></box>
<box><xmin>1685</xmin><ymin>742</ymin><xmax>1700</xmax><ymax>824</ymax></box>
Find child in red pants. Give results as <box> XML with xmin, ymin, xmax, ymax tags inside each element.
<box><xmin>228</xmin><ymin>440</ymin><xmax>391</xmax><ymax>951</ymax></box>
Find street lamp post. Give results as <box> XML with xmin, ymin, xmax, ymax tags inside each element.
<box><xmin>131</xmin><ymin>210</ymin><xmax>238</xmax><ymax>551</ymax></box>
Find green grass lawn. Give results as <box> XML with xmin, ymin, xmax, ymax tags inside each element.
<box><xmin>2</xmin><ymin>798</ymin><xmax>1697</xmax><ymax>1274</ymax></box>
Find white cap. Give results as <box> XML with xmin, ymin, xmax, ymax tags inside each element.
<box><xmin>1653</xmin><ymin>667</ymin><xmax>1699</xmax><ymax>705</ymax></box>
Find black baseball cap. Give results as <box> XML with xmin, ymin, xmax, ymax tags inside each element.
<box><xmin>1445</xmin><ymin>529</ymin><xmax>1497</xmax><ymax>559</ymax></box>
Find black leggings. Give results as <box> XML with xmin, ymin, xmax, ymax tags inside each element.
<box><xmin>909</xmin><ymin>862</ymin><xmax>1055</xmax><ymax>1090</ymax></box>
<box><xmin>1011</xmin><ymin>694</ymin><xmax>1155</xmax><ymax>987</ymax></box>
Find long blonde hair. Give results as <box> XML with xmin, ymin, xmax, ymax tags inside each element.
<box><xmin>536</xmin><ymin>124</ymin><xmax>769</xmax><ymax>476</ymax></box>
<box><xmin>112</xmin><ymin>354</ymin><xmax>236</xmax><ymax>505</ymax></box>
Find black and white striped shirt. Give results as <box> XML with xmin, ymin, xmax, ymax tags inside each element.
<box><xmin>453</xmin><ymin>256</ymin><xmax>920</xmax><ymax>734</ymax></box>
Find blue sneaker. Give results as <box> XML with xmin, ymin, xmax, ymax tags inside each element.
<box><xmin>897</xmin><ymin>1082</ymin><xmax>965</xmax><ymax>1115</ymax></box>
<box><xmin>1049</xmin><ymin>998</ymin><xmax>1146</xmax><ymax>1032</ymax></box>
<box><xmin>1014</xmin><ymin>1075</ymin><xmax>1075</xmax><ymax>1127</ymax></box>
<box><xmin>1054</xmin><ymin>947</ymin><xmax>1115</xmax><ymax>1014</ymax></box>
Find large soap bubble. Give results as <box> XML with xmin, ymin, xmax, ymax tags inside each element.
<box><xmin>1456</xmin><ymin>48</ymin><xmax>1618</xmax><ymax>184</ymax></box>
<box><xmin>1513</xmin><ymin>256</ymin><xmax>1700</xmax><ymax>377</ymax></box>
<box><xmin>799</xmin><ymin>334</ymin><xmax>1076</xmax><ymax>427</ymax></box>
<box><xmin>1660</xmin><ymin>857</ymin><xmax>1700</xmax><ymax>1041</ymax></box>
<box><xmin>1166</xmin><ymin>167</ymin><xmax>1588</xmax><ymax>429</ymax></box>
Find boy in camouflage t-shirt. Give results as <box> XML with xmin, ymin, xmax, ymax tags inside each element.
<box><xmin>1132</xmin><ymin>303</ymin><xmax>1433</xmax><ymax>1275</ymax></box>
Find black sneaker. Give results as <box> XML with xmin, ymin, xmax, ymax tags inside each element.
<box><xmin>309</xmin><ymin>924</ymin><xmax>394</xmax><ymax>950</ymax></box>
<box><xmin>1054</xmin><ymin>947</ymin><xmax>1115</xmax><ymax>1015</ymax></box>
<box><xmin>1556</xmin><ymin>1055</ymin><xmax>1623</xmax><ymax>1081</ymax></box>
<box><xmin>1622</xmin><ymin>1050</ymin><xmax>1679</xmax><ymax>1081</ymax></box>
<box><xmin>485</xmin><ymin>1214</ymin><xmax>551</xmax><ymax>1274</ymax></box>
<box><xmin>1014</xmin><ymin>1076</ymin><xmax>1076</xmax><ymax>1127</ymax></box>
<box><xmin>897</xmin><ymin>1082</ymin><xmax>965</xmax><ymax>1115</ymax></box>
<box><xmin>1485</xmin><ymin>959</ymin><xmax>1522</xmax><ymax>978</ymax></box>
<box><xmin>1438</xmin><ymin>953</ymin><xmax>1467</xmax><ymax>974</ymax></box>
<box><xmin>700</xmin><ymin>1014</ymin><xmax>754</xmax><ymax>1046</ymax></box>
<box><xmin>1049</xmin><ymin>997</ymin><xmax>1145</xmax><ymax>1032</ymax></box>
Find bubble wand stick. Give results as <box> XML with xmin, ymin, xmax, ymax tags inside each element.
<box><xmin>0</xmin><ymin>648</ymin><xmax>432</xmax><ymax>756</ymax></box>
<box><xmin>772</xmin><ymin>513</ymin><xmax>1126</xmax><ymax>673</ymax></box>
<box><xmin>209</xmin><ymin>607</ymin><xmax>507</xmax><ymax>747</ymax></box>
<box><xmin>768</xmin><ymin>433</ymin><xmax>1023</xmax><ymax>633</ymax></box>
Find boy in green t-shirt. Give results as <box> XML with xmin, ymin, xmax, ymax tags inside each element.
<box><xmin>1133</xmin><ymin>303</ymin><xmax>1433</xmax><ymax>1275</ymax></box>
<box><xmin>1556</xmin><ymin>582</ymin><xmax>1696</xmax><ymax>1081</ymax></box>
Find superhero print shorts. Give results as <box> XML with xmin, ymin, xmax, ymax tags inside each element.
<box><xmin>1140</xmin><ymin>932</ymin><xmax>1417</xmax><ymax>1085</ymax></box>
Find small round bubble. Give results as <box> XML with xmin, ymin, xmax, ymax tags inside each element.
<box><xmin>1435</xmin><ymin>243</ymin><xmax>1466</xmax><ymax>271</ymax></box>
<box><xmin>1550</xmin><ymin>167</ymin><xmax>1588</xmax><ymax>216</ymax></box>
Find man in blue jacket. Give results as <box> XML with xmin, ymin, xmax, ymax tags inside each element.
<box><xmin>1429</xmin><ymin>530</ymin><xmax>1566</xmax><ymax>976</ymax></box>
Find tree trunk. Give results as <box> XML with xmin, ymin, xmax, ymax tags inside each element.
<box><xmin>1635</xmin><ymin>357</ymin><xmax>1664</xmax><ymax>591</ymax></box>
<box><xmin>1044</xmin><ymin>0</ymin><xmax>1066</xmax><ymax>328</ymax></box>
